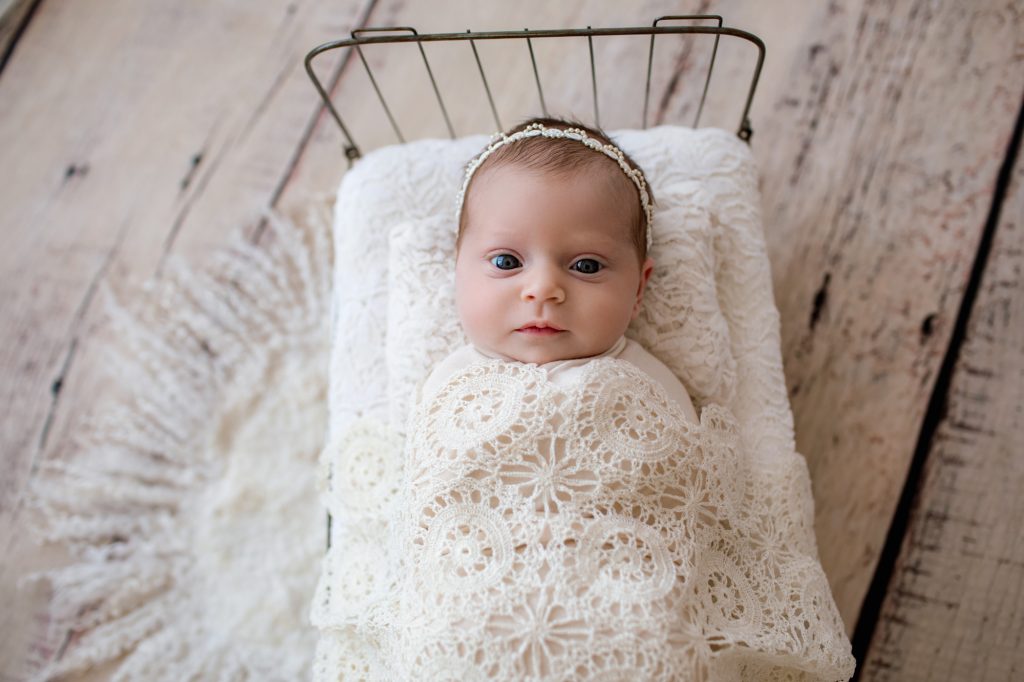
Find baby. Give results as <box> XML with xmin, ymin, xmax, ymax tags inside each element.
<box><xmin>389</xmin><ymin>119</ymin><xmax>729</xmax><ymax>679</ymax></box>
<box><xmin>419</xmin><ymin>116</ymin><xmax>700</xmax><ymax>425</ymax></box>
<box><xmin>377</xmin><ymin>119</ymin><xmax>854</xmax><ymax>681</ymax></box>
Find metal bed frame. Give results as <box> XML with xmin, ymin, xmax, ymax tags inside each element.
<box><xmin>304</xmin><ymin>15</ymin><xmax>765</xmax><ymax>166</ymax></box>
<box><xmin>306</xmin><ymin>16</ymin><xmax>766</xmax><ymax>549</ymax></box>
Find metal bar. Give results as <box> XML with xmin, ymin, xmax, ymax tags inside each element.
<box><xmin>354</xmin><ymin>44</ymin><xmax>403</xmax><ymax>143</ymax></box>
<box><xmin>648</xmin><ymin>15</ymin><xmax>724</xmax><ymax>129</ymax></box>
<box><xmin>587</xmin><ymin>28</ymin><xmax>600</xmax><ymax>128</ymax></box>
<box><xmin>304</xmin><ymin>23</ymin><xmax>766</xmax><ymax>157</ymax></box>
<box><xmin>349</xmin><ymin>27</ymin><xmax>421</xmax><ymax>144</ymax></box>
<box><xmin>525</xmin><ymin>30</ymin><xmax>548</xmax><ymax>117</ymax></box>
<box><xmin>303</xmin><ymin>44</ymin><xmax>361</xmax><ymax>161</ymax></box>
<box><xmin>351</xmin><ymin>26</ymin><xmax>418</xmax><ymax>38</ymax></box>
<box><xmin>737</xmin><ymin>42</ymin><xmax>764</xmax><ymax>143</ymax></box>
<box><xmin>468</xmin><ymin>30</ymin><xmax>502</xmax><ymax>131</ymax></box>
<box><xmin>416</xmin><ymin>40</ymin><xmax>456</xmax><ymax>138</ymax></box>
<box><xmin>695</xmin><ymin>26</ymin><xmax>722</xmax><ymax>128</ymax></box>
<box><xmin>643</xmin><ymin>31</ymin><xmax>655</xmax><ymax>129</ymax></box>
<box><xmin>652</xmin><ymin>16</ymin><xmax>726</xmax><ymax>129</ymax></box>
<box><xmin>311</xmin><ymin>25</ymin><xmax>765</xmax><ymax>46</ymax></box>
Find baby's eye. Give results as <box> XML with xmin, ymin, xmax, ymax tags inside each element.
<box><xmin>571</xmin><ymin>258</ymin><xmax>603</xmax><ymax>275</ymax></box>
<box><xmin>490</xmin><ymin>254</ymin><xmax>522</xmax><ymax>270</ymax></box>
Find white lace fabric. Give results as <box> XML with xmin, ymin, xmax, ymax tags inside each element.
<box><xmin>318</xmin><ymin>360</ymin><xmax>850</xmax><ymax>680</ymax></box>
<box><xmin>316</xmin><ymin>126</ymin><xmax>856</xmax><ymax>681</ymax></box>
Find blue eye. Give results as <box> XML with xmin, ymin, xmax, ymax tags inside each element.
<box><xmin>490</xmin><ymin>254</ymin><xmax>521</xmax><ymax>270</ymax></box>
<box><xmin>571</xmin><ymin>258</ymin><xmax>603</xmax><ymax>275</ymax></box>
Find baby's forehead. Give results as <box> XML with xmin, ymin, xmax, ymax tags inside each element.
<box><xmin>476</xmin><ymin>152</ymin><xmax>625</xmax><ymax>186</ymax></box>
<box><xmin>477</xmin><ymin>162</ymin><xmax>630</xmax><ymax>212</ymax></box>
<box><xmin>472</xmin><ymin>158</ymin><xmax>634</xmax><ymax>209</ymax></box>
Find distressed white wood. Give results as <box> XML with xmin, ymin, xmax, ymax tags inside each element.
<box><xmin>0</xmin><ymin>1</ymin><xmax>370</xmax><ymax>678</ymax></box>
<box><xmin>0</xmin><ymin>0</ymin><xmax>34</xmax><ymax>61</ymax></box>
<box><xmin>860</xmin><ymin>135</ymin><xmax>1024</xmax><ymax>681</ymax></box>
<box><xmin>743</xmin><ymin>0</ymin><xmax>1024</xmax><ymax>628</ymax></box>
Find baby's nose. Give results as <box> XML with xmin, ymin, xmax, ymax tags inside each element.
<box><xmin>521</xmin><ymin>265</ymin><xmax>565</xmax><ymax>303</ymax></box>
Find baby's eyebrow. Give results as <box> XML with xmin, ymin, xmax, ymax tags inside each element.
<box><xmin>566</xmin><ymin>233</ymin><xmax>633</xmax><ymax>255</ymax></box>
<box><xmin>471</xmin><ymin>227</ymin><xmax>633</xmax><ymax>254</ymax></box>
<box><xmin>480</xmin><ymin>230</ymin><xmax>521</xmax><ymax>243</ymax></box>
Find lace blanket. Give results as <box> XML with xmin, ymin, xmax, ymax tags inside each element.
<box><xmin>315</xmin><ymin>358</ymin><xmax>853</xmax><ymax>681</ymax></box>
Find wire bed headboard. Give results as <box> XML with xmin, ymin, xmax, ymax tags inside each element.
<box><xmin>304</xmin><ymin>15</ymin><xmax>765</xmax><ymax>166</ymax></box>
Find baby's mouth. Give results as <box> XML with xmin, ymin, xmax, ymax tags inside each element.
<box><xmin>516</xmin><ymin>323</ymin><xmax>565</xmax><ymax>336</ymax></box>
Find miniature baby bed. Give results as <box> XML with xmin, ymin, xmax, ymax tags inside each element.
<box><xmin>305</xmin><ymin>17</ymin><xmax>856</xmax><ymax>682</ymax></box>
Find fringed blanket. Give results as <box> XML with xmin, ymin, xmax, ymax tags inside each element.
<box><xmin>25</xmin><ymin>200</ymin><xmax>334</xmax><ymax>681</ymax></box>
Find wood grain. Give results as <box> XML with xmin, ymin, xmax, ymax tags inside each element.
<box><xmin>0</xmin><ymin>0</ymin><xmax>370</xmax><ymax>678</ymax></box>
<box><xmin>739</xmin><ymin>0</ymin><xmax>1023</xmax><ymax>627</ymax></box>
<box><xmin>627</xmin><ymin>0</ymin><xmax>1024</xmax><ymax>632</ymax></box>
<box><xmin>0</xmin><ymin>0</ymin><xmax>35</xmax><ymax>67</ymax></box>
<box><xmin>859</xmin><ymin>122</ymin><xmax>1024</xmax><ymax>680</ymax></box>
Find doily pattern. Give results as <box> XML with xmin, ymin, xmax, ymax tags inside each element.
<box><xmin>579</xmin><ymin>514</ymin><xmax>676</xmax><ymax>602</ymax></box>
<box><xmin>422</xmin><ymin>503</ymin><xmax>514</xmax><ymax>593</ymax></box>
<box><xmin>313</xmin><ymin>359</ymin><xmax>853</xmax><ymax>680</ymax></box>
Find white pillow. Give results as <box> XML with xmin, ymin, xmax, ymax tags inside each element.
<box><xmin>328</xmin><ymin>137</ymin><xmax>481</xmax><ymax>438</ymax></box>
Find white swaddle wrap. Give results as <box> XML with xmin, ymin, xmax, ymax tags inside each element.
<box><xmin>419</xmin><ymin>336</ymin><xmax>700</xmax><ymax>423</ymax></box>
<box><xmin>379</xmin><ymin>357</ymin><xmax>850</xmax><ymax>680</ymax></box>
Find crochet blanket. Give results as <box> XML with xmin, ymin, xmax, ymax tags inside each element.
<box><xmin>318</xmin><ymin>359</ymin><xmax>852</xmax><ymax>681</ymax></box>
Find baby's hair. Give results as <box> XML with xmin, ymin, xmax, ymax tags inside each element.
<box><xmin>456</xmin><ymin>117</ymin><xmax>655</xmax><ymax>262</ymax></box>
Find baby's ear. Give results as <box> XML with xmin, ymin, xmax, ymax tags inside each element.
<box><xmin>632</xmin><ymin>257</ymin><xmax>655</xmax><ymax>319</ymax></box>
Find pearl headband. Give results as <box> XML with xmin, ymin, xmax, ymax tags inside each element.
<box><xmin>454</xmin><ymin>122</ymin><xmax>654</xmax><ymax>252</ymax></box>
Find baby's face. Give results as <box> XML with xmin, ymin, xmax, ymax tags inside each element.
<box><xmin>455</xmin><ymin>164</ymin><xmax>654</xmax><ymax>365</ymax></box>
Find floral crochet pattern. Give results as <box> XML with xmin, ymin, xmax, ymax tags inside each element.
<box><xmin>316</xmin><ymin>360</ymin><xmax>853</xmax><ymax>681</ymax></box>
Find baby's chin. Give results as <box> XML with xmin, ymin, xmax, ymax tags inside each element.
<box><xmin>507</xmin><ymin>350</ymin><xmax>572</xmax><ymax>365</ymax></box>
<box><xmin>496</xmin><ymin>338</ymin><xmax>611</xmax><ymax>366</ymax></box>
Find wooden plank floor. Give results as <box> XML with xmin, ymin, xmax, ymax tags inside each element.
<box><xmin>1</xmin><ymin>0</ymin><xmax>1021</xmax><ymax>679</ymax></box>
<box><xmin>859</xmin><ymin>107</ymin><xmax>1024</xmax><ymax>681</ymax></box>
<box><xmin>0</xmin><ymin>0</ymin><xmax>374</xmax><ymax>677</ymax></box>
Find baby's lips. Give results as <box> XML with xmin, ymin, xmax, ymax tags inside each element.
<box><xmin>516</xmin><ymin>324</ymin><xmax>566</xmax><ymax>335</ymax></box>
<box><xmin>517</xmin><ymin>321</ymin><xmax>564</xmax><ymax>332</ymax></box>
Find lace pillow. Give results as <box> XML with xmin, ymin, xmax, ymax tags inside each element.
<box><xmin>328</xmin><ymin>137</ymin><xmax>481</xmax><ymax>439</ymax></box>
<box><xmin>382</xmin><ymin>142</ymin><xmax>738</xmax><ymax>435</ymax></box>
<box><xmin>386</xmin><ymin>215</ymin><xmax>467</xmax><ymax>432</ymax></box>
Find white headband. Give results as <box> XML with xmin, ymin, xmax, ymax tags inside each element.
<box><xmin>454</xmin><ymin>122</ymin><xmax>654</xmax><ymax>252</ymax></box>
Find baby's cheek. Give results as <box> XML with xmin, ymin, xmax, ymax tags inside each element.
<box><xmin>454</xmin><ymin>282</ymin><xmax>493</xmax><ymax>342</ymax></box>
<box><xmin>597</xmin><ymin>287</ymin><xmax>639</xmax><ymax>336</ymax></box>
